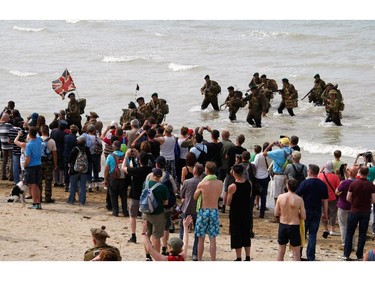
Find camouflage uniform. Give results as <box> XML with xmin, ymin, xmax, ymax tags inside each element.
<box><xmin>321</xmin><ymin>84</ymin><xmax>343</xmax><ymax>105</ymax></box>
<box><xmin>201</xmin><ymin>79</ymin><xmax>221</xmax><ymax>111</ymax></box>
<box><xmin>278</xmin><ymin>79</ymin><xmax>298</xmax><ymax>116</ymax></box>
<box><xmin>309</xmin><ymin>77</ymin><xmax>326</xmax><ymax>105</ymax></box>
<box><xmin>66</xmin><ymin>98</ymin><xmax>82</xmax><ymax>132</ymax></box>
<box><xmin>149</xmin><ymin>98</ymin><xmax>169</xmax><ymax>124</ymax></box>
<box><xmin>325</xmin><ymin>90</ymin><xmax>343</xmax><ymax>126</ymax></box>
<box><xmin>138</xmin><ymin>103</ymin><xmax>152</xmax><ymax>120</ymax></box>
<box><xmin>84</xmin><ymin>243</ymin><xmax>122</xmax><ymax>261</ymax></box>
<box><xmin>39</xmin><ymin>137</ymin><xmax>56</xmax><ymax>203</ymax></box>
<box><xmin>244</xmin><ymin>89</ymin><xmax>268</xmax><ymax>128</ymax></box>
<box><xmin>227</xmin><ymin>91</ymin><xmax>245</xmax><ymax>121</ymax></box>
<box><xmin>119</xmin><ymin>108</ymin><xmax>144</xmax><ymax>126</ymax></box>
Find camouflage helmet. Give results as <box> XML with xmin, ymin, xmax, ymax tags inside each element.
<box><xmin>326</xmin><ymin>83</ymin><xmax>334</xmax><ymax>87</ymax></box>
<box><xmin>329</xmin><ymin>89</ymin><xmax>337</xmax><ymax>95</ymax></box>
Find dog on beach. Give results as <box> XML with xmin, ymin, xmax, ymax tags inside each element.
<box><xmin>7</xmin><ymin>181</ymin><xmax>28</xmax><ymax>203</ymax></box>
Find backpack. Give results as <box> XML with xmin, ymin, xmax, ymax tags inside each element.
<box><xmin>110</xmin><ymin>153</ymin><xmax>126</xmax><ymax>179</ymax></box>
<box><xmin>139</xmin><ymin>181</ymin><xmax>162</xmax><ymax>213</ymax></box>
<box><xmin>77</xmin><ymin>98</ymin><xmax>86</xmax><ymax>115</ymax></box>
<box><xmin>74</xmin><ymin>147</ymin><xmax>88</xmax><ymax>173</ymax></box>
<box><xmin>210</xmin><ymin>80</ymin><xmax>221</xmax><ymax>95</ymax></box>
<box><xmin>196</xmin><ymin>145</ymin><xmax>207</xmax><ymax>166</ymax></box>
<box><xmin>282</xmin><ymin>150</ymin><xmax>292</xmax><ymax>171</ymax></box>
<box><xmin>162</xmin><ymin>172</ymin><xmax>176</xmax><ymax>208</ymax></box>
<box><xmin>159</xmin><ymin>99</ymin><xmax>169</xmax><ymax>115</ymax></box>
<box><xmin>339</xmin><ymin>100</ymin><xmax>345</xmax><ymax>111</ymax></box>
<box><xmin>41</xmin><ymin>137</ymin><xmax>52</xmax><ymax>161</ymax></box>
<box><xmin>93</xmin><ymin>136</ymin><xmax>103</xmax><ymax>154</ymax></box>
<box><xmin>292</xmin><ymin>164</ymin><xmax>306</xmax><ymax>187</ymax></box>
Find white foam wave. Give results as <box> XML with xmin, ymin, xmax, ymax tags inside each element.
<box><xmin>66</xmin><ymin>20</ymin><xmax>81</xmax><ymax>24</ymax></box>
<box><xmin>9</xmin><ymin>70</ymin><xmax>37</xmax><ymax>77</ymax></box>
<box><xmin>101</xmin><ymin>56</ymin><xmax>143</xmax><ymax>63</ymax></box>
<box><xmin>301</xmin><ymin>141</ymin><xmax>369</xmax><ymax>158</ymax></box>
<box><xmin>13</xmin><ymin>26</ymin><xmax>44</xmax><ymax>32</ymax></box>
<box><xmin>155</xmin><ymin>32</ymin><xmax>166</xmax><ymax>37</ymax></box>
<box><xmin>168</xmin><ymin>63</ymin><xmax>199</xmax><ymax>72</ymax></box>
<box><xmin>248</xmin><ymin>30</ymin><xmax>289</xmax><ymax>38</ymax></box>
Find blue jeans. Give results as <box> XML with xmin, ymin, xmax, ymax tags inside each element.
<box><xmin>12</xmin><ymin>154</ymin><xmax>21</xmax><ymax>184</ymax></box>
<box><xmin>257</xmin><ymin>177</ymin><xmax>270</xmax><ymax>217</ymax></box>
<box><xmin>179</xmin><ymin>213</ymin><xmax>198</xmax><ymax>256</ymax></box>
<box><xmin>304</xmin><ymin>209</ymin><xmax>321</xmax><ymax>261</ymax></box>
<box><xmin>68</xmin><ymin>173</ymin><xmax>87</xmax><ymax>205</ymax></box>
<box><xmin>344</xmin><ymin>211</ymin><xmax>371</xmax><ymax>259</ymax></box>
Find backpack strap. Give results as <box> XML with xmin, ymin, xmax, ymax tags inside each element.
<box><xmin>149</xmin><ymin>182</ymin><xmax>161</xmax><ymax>192</ymax></box>
<box><xmin>322</xmin><ymin>172</ymin><xmax>336</xmax><ymax>195</ymax></box>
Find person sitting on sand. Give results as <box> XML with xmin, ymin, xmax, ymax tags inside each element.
<box><xmin>84</xmin><ymin>225</ymin><xmax>121</xmax><ymax>261</ymax></box>
<box><xmin>143</xmin><ymin>215</ymin><xmax>193</xmax><ymax>261</ymax></box>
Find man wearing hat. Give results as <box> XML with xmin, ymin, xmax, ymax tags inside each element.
<box><xmin>200</xmin><ymin>75</ymin><xmax>221</xmax><ymax>111</ymax></box>
<box><xmin>243</xmin><ymin>86</ymin><xmax>268</xmax><ymax>128</ymax></box>
<box><xmin>82</xmin><ymin>111</ymin><xmax>103</xmax><ymax>135</ymax></box>
<box><xmin>321</xmin><ymin>83</ymin><xmax>343</xmax><ymax>105</ymax></box>
<box><xmin>149</xmin><ymin>93</ymin><xmax>169</xmax><ymax>124</ymax></box>
<box><xmin>66</xmin><ymin>92</ymin><xmax>82</xmax><ymax>133</ymax></box>
<box><xmin>136</xmin><ymin>96</ymin><xmax>152</xmax><ymax>120</ymax></box>
<box><xmin>225</xmin><ymin>89</ymin><xmax>245</xmax><ymax>122</ymax></box>
<box><xmin>308</xmin><ymin>74</ymin><xmax>326</xmax><ymax>106</ymax></box>
<box><xmin>248</xmin><ymin>72</ymin><xmax>262</xmax><ymax>89</ymax></box>
<box><xmin>260</xmin><ymin>74</ymin><xmax>278</xmax><ymax>103</ymax></box>
<box><xmin>263</xmin><ymin>137</ymin><xmax>292</xmax><ymax>207</ymax></box>
<box><xmin>277</xmin><ymin>78</ymin><xmax>298</xmax><ymax>116</ymax></box>
<box><xmin>325</xmin><ymin>89</ymin><xmax>344</xmax><ymax>126</ymax></box>
<box><xmin>142</xmin><ymin>167</ymin><xmax>169</xmax><ymax>261</ymax></box>
<box><xmin>84</xmin><ymin>225</ymin><xmax>122</xmax><ymax>261</ymax></box>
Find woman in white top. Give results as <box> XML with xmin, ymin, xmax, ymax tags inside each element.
<box><xmin>252</xmin><ymin>143</ymin><xmax>271</xmax><ymax>218</ymax></box>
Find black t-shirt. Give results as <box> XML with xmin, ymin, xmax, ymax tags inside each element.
<box><xmin>126</xmin><ymin>166</ymin><xmax>153</xmax><ymax>200</ymax></box>
<box><xmin>227</xmin><ymin>145</ymin><xmax>247</xmax><ymax>172</ymax></box>
<box><xmin>206</xmin><ymin>142</ymin><xmax>223</xmax><ymax>168</ymax></box>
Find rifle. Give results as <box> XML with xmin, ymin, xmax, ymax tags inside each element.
<box><xmin>301</xmin><ymin>88</ymin><xmax>314</xmax><ymax>101</ymax></box>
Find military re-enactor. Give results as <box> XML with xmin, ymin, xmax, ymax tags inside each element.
<box><xmin>84</xmin><ymin>225</ymin><xmax>122</xmax><ymax>261</ymax></box>
<box><xmin>277</xmin><ymin>78</ymin><xmax>298</xmax><ymax>117</ymax></box>
<box><xmin>200</xmin><ymin>75</ymin><xmax>221</xmax><ymax>111</ymax></box>
<box><xmin>308</xmin><ymin>74</ymin><xmax>326</xmax><ymax>106</ymax></box>
<box><xmin>325</xmin><ymin>90</ymin><xmax>343</xmax><ymax>126</ymax></box>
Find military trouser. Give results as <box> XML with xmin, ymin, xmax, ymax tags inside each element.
<box><xmin>246</xmin><ymin>110</ymin><xmax>262</xmax><ymax>128</ymax></box>
<box><xmin>325</xmin><ymin>113</ymin><xmax>342</xmax><ymax>126</ymax></box>
<box><xmin>278</xmin><ymin>101</ymin><xmax>295</xmax><ymax>116</ymax></box>
<box><xmin>201</xmin><ymin>94</ymin><xmax>219</xmax><ymax>111</ymax></box>
<box><xmin>228</xmin><ymin>107</ymin><xmax>239</xmax><ymax>121</ymax></box>
<box><xmin>39</xmin><ymin>160</ymin><xmax>53</xmax><ymax>201</ymax></box>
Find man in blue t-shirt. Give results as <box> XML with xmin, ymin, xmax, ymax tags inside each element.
<box><xmin>296</xmin><ymin>164</ymin><xmax>329</xmax><ymax>261</ymax></box>
<box><xmin>24</xmin><ymin>126</ymin><xmax>42</xmax><ymax>210</ymax></box>
<box><xmin>263</xmin><ymin>137</ymin><xmax>292</xmax><ymax>206</ymax></box>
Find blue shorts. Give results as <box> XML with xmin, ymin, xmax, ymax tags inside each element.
<box><xmin>195</xmin><ymin>208</ymin><xmax>220</xmax><ymax>238</ymax></box>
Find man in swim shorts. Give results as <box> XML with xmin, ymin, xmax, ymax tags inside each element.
<box><xmin>193</xmin><ymin>161</ymin><xmax>223</xmax><ymax>261</ymax></box>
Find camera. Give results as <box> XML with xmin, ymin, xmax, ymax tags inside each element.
<box><xmin>364</xmin><ymin>151</ymin><xmax>373</xmax><ymax>162</ymax></box>
<box><xmin>110</xmin><ymin>126</ymin><xmax>115</xmax><ymax>129</ymax></box>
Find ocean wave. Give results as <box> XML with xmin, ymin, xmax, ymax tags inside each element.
<box><xmin>301</xmin><ymin>141</ymin><xmax>368</xmax><ymax>158</ymax></box>
<box><xmin>168</xmin><ymin>63</ymin><xmax>199</xmax><ymax>72</ymax></box>
<box><xmin>13</xmin><ymin>26</ymin><xmax>44</xmax><ymax>32</ymax></box>
<box><xmin>247</xmin><ymin>30</ymin><xmax>289</xmax><ymax>39</ymax></box>
<box><xmin>9</xmin><ymin>70</ymin><xmax>37</xmax><ymax>77</ymax></box>
<box><xmin>66</xmin><ymin>20</ymin><xmax>81</xmax><ymax>24</ymax></box>
<box><xmin>101</xmin><ymin>56</ymin><xmax>145</xmax><ymax>63</ymax></box>
<box><xmin>155</xmin><ymin>32</ymin><xmax>166</xmax><ymax>37</ymax></box>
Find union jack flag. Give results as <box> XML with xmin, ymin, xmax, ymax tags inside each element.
<box><xmin>52</xmin><ymin>69</ymin><xmax>76</xmax><ymax>99</ymax></box>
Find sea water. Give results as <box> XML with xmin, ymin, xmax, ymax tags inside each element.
<box><xmin>1</xmin><ymin>20</ymin><xmax>375</xmax><ymax>167</ymax></box>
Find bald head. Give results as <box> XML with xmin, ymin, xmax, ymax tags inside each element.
<box><xmin>221</xmin><ymin>130</ymin><xmax>230</xmax><ymax>140</ymax></box>
<box><xmin>1</xmin><ymin>113</ymin><xmax>10</xmax><ymax>122</ymax></box>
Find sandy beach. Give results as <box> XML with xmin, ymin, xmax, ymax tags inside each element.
<box><xmin>1</xmin><ymin>179</ymin><xmax>371</xmax><ymax>262</ymax></box>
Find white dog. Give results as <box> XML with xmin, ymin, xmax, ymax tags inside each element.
<box><xmin>7</xmin><ymin>181</ymin><xmax>28</xmax><ymax>203</ymax></box>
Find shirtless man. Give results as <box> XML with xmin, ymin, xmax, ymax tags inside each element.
<box><xmin>274</xmin><ymin>178</ymin><xmax>306</xmax><ymax>261</ymax></box>
<box><xmin>193</xmin><ymin>161</ymin><xmax>223</xmax><ymax>261</ymax></box>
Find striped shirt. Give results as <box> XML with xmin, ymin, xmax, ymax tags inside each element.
<box><xmin>0</xmin><ymin>122</ymin><xmax>13</xmax><ymax>150</ymax></box>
